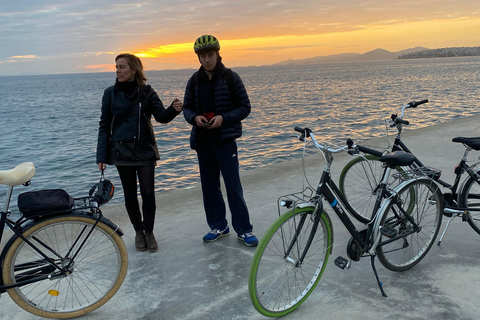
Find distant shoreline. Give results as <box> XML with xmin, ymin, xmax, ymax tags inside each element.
<box><xmin>398</xmin><ymin>46</ymin><xmax>480</xmax><ymax>59</ymax></box>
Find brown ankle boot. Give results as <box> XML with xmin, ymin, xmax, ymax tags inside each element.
<box><xmin>145</xmin><ymin>232</ymin><xmax>158</xmax><ymax>252</ymax></box>
<box><xmin>135</xmin><ymin>230</ymin><xmax>147</xmax><ymax>251</ymax></box>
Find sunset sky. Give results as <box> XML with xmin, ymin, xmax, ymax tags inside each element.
<box><xmin>1</xmin><ymin>0</ymin><xmax>479</xmax><ymax>76</ymax></box>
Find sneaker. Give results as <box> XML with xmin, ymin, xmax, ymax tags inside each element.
<box><xmin>237</xmin><ymin>232</ymin><xmax>258</xmax><ymax>247</ymax></box>
<box><xmin>203</xmin><ymin>226</ymin><xmax>230</xmax><ymax>242</ymax></box>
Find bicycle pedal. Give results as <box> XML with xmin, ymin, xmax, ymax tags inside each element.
<box><xmin>334</xmin><ymin>256</ymin><xmax>350</xmax><ymax>270</ymax></box>
<box><xmin>380</xmin><ymin>225</ymin><xmax>397</xmax><ymax>238</ymax></box>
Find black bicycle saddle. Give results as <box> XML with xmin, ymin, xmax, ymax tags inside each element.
<box><xmin>379</xmin><ymin>151</ymin><xmax>415</xmax><ymax>167</ymax></box>
<box><xmin>452</xmin><ymin>137</ymin><xmax>480</xmax><ymax>150</ymax></box>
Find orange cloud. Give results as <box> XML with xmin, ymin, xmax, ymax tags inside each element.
<box><xmin>83</xmin><ymin>64</ymin><xmax>114</xmax><ymax>71</ymax></box>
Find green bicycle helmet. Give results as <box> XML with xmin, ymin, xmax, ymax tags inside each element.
<box><xmin>194</xmin><ymin>35</ymin><xmax>220</xmax><ymax>54</ymax></box>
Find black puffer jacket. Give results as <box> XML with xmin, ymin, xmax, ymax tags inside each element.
<box><xmin>96</xmin><ymin>83</ymin><xmax>180</xmax><ymax>165</ymax></box>
<box><xmin>183</xmin><ymin>62</ymin><xmax>251</xmax><ymax>149</ymax></box>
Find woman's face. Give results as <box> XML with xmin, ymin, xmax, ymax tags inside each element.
<box><xmin>116</xmin><ymin>58</ymin><xmax>135</xmax><ymax>82</ymax></box>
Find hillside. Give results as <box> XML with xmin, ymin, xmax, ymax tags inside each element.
<box><xmin>273</xmin><ymin>47</ymin><xmax>429</xmax><ymax>66</ymax></box>
<box><xmin>398</xmin><ymin>46</ymin><xmax>480</xmax><ymax>59</ymax></box>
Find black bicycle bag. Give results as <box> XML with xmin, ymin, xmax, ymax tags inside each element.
<box><xmin>18</xmin><ymin>189</ymin><xmax>74</xmax><ymax>219</ymax></box>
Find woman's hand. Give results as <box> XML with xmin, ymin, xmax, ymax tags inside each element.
<box><xmin>98</xmin><ymin>163</ymin><xmax>106</xmax><ymax>170</ymax></box>
<box><xmin>172</xmin><ymin>98</ymin><xmax>183</xmax><ymax>112</ymax></box>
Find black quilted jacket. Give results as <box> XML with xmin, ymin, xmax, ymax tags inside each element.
<box><xmin>183</xmin><ymin>62</ymin><xmax>251</xmax><ymax>149</ymax></box>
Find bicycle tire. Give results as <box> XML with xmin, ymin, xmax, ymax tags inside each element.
<box><xmin>2</xmin><ymin>215</ymin><xmax>128</xmax><ymax>319</ymax></box>
<box><xmin>458</xmin><ymin>175</ymin><xmax>480</xmax><ymax>235</ymax></box>
<box><xmin>339</xmin><ymin>155</ymin><xmax>405</xmax><ymax>224</ymax></box>
<box><xmin>248</xmin><ymin>206</ymin><xmax>332</xmax><ymax>317</ymax></box>
<box><xmin>377</xmin><ymin>178</ymin><xmax>442</xmax><ymax>272</ymax></box>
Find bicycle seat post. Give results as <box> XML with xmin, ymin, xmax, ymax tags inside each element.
<box><xmin>3</xmin><ymin>185</ymin><xmax>14</xmax><ymax>213</ymax></box>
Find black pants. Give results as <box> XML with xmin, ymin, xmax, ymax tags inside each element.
<box><xmin>196</xmin><ymin>139</ymin><xmax>253</xmax><ymax>235</ymax></box>
<box><xmin>116</xmin><ymin>165</ymin><xmax>156</xmax><ymax>233</ymax></box>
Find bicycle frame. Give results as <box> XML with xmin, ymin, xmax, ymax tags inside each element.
<box><xmin>290</xmin><ymin>130</ymin><xmax>421</xmax><ymax>266</ymax></box>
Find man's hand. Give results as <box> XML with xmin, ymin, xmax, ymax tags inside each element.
<box><xmin>208</xmin><ymin>115</ymin><xmax>223</xmax><ymax>129</ymax></box>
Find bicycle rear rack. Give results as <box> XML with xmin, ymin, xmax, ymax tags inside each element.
<box><xmin>393</xmin><ymin>166</ymin><xmax>442</xmax><ymax>182</ymax></box>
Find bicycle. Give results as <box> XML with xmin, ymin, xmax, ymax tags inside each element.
<box><xmin>0</xmin><ymin>162</ymin><xmax>128</xmax><ymax>319</ymax></box>
<box><xmin>338</xmin><ymin>100</ymin><xmax>480</xmax><ymax>244</ymax></box>
<box><xmin>248</xmin><ymin>127</ymin><xmax>443</xmax><ymax>317</ymax></box>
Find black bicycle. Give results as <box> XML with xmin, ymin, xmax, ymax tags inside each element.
<box><xmin>339</xmin><ymin>100</ymin><xmax>480</xmax><ymax>244</ymax></box>
<box><xmin>248</xmin><ymin>127</ymin><xmax>442</xmax><ymax>317</ymax></box>
<box><xmin>0</xmin><ymin>162</ymin><xmax>128</xmax><ymax>319</ymax></box>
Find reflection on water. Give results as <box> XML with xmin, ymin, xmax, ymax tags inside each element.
<box><xmin>1</xmin><ymin>57</ymin><xmax>479</xmax><ymax>210</ymax></box>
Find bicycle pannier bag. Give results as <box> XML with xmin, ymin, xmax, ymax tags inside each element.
<box><xmin>18</xmin><ymin>189</ymin><xmax>74</xmax><ymax>218</ymax></box>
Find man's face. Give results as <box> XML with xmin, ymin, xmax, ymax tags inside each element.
<box><xmin>198</xmin><ymin>51</ymin><xmax>218</xmax><ymax>72</ymax></box>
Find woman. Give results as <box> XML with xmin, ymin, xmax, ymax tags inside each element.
<box><xmin>96</xmin><ymin>53</ymin><xmax>183</xmax><ymax>252</ymax></box>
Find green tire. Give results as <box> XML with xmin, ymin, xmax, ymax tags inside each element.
<box><xmin>248</xmin><ymin>206</ymin><xmax>332</xmax><ymax>317</ymax></box>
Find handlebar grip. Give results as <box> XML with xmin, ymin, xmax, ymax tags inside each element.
<box><xmin>294</xmin><ymin>126</ymin><xmax>311</xmax><ymax>141</ymax></box>
<box><xmin>396</xmin><ymin>119</ymin><xmax>409</xmax><ymax>125</ymax></box>
<box><xmin>346</xmin><ymin>138</ymin><xmax>354</xmax><ymax>148</ymax></box>
<box><xmin>409</xmin><ymin>99</ymin><xmax>429</xmax><ymax>108</ymax></box>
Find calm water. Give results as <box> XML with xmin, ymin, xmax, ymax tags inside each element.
<box><xmin>1</xmin><ymin>57</ymin><xmax>480</xmax><ymax>211</ymax></box>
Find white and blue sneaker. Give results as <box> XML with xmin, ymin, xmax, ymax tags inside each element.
<box><xmin>237</xmin><ymin>232</ymin><xmax>258</xmax><ymax>247</ymax></box>
<box><xmin>203</xmin><ymin>226</ymin><xmax>230</xmax><ymax>242</ymax></box>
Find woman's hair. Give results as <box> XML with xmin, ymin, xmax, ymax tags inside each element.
<box><xmin>115</xmin><ymin>53</ymin><xmax>147</xmax><ymax>86</ymax></box>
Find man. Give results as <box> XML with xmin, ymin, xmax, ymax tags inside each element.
<box><xmin>183</xmin><ymin>35</ymin><xmax>258</xmax><ymax>247</ymax></box>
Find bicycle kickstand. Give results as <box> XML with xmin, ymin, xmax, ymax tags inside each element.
<box><xmin>437</xmin><ymin>214</ymin><xmax>456</xmax><ymax>246</ymax></box>
<box><xmin>371</xmin><ymin>255</ymin><xmax>387</xmax><ymax>297</ymax></box>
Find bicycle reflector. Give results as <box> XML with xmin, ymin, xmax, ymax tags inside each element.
<box><xmin>89</xmin><ymin>171</ymin><xmax>114</xmax><ymax>205</ymax></box>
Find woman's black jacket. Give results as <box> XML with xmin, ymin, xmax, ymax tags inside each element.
<box><xmin>96</xmin><ymin>84</ymin><xmax>180</xmax><ymax>165</ymax></box>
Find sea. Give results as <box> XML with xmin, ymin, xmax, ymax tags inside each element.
<box><xmin>1</xmin><ymin>56</ymin><xmax>480</xmax><ymax>212</ymax></box>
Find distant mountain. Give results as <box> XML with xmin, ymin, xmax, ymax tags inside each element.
<box><xmin>272</xmin><ymin>47</ymin><xmax>430</xmax><ymax>66</ymax></box>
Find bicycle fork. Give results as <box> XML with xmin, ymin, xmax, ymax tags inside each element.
<box><xmin>283</xmin><ymin>201</ymin><xmax>323</xmax><ymax>267</ymax></box>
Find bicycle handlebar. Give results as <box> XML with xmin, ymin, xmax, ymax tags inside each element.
<box><xmin>407</xmin><ymin>99</ymin><xmax>429</xmax><ymax>109</ymax></box>
<box><xmin>295</xmin><ymin>127</ymin><xmax>348</xmax><ymax>154</ymax></box>
<box><xmin>399</xmin><ymin>99</ymin><xmax>429</xmax><ymax>117</ymax></box>
<box><xmin>346</xmin><ymin>138</ymin><xmax>384</xmax><ymax>157</ymax></box>
<box><xmin>390</xmin><ymin>99</ymin><xmax>429</xmax><ymax>127</ymax></box>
